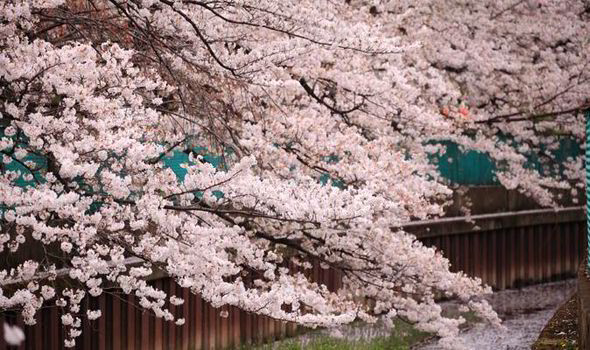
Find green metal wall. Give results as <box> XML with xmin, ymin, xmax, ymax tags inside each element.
<box><xmin>433</xmin><ymin>138</ymin><xmax>582</xmax><ymax>185</ymax></box>
<box><xmin>0</xmin><ymin>130</ymin><xmax>583</xmax><ymax>189</ymax></box>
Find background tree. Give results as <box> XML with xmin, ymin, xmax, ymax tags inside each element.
<box><xmin>0</xmin><ymin>0</ymin><xmax>587</xmax><ymax>348</ymax></box>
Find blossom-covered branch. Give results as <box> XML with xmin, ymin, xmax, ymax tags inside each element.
<box><xmin>1</xmin><ymin>0</ymin><xmax>587</xmax><ymax>348</ymax></box>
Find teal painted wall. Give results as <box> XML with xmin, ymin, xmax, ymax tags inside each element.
<box><xmin>434</xmin><ymin>141</ymin><xmax>497</xmax><ymax>185</ymax></box>
<box><xmin>0</xmin><ymin>126</ymin><xmax>583</xmax><ymax>190</ymax></box>
<box><xmin>161</xmin><ymin>150</ymin><xmax>222</xmax><ymax>181</ymax></box>
<box><xmin>432</xmin><ymin>137</ymin><xmax>582</xmax><ymax>185</ymax></box>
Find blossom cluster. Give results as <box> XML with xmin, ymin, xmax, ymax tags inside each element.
<box><xmin>1</xmin><ymin>0</ymin><xmax>587</xmax><ymax>348</ymax></box>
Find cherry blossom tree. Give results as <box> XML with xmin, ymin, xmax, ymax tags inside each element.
<box><xmin>0</xmin><ymin>0</ymin><xmax>587</xmax><ymax>348</ymax></box>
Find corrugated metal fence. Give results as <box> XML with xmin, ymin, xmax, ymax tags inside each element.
<box><xmin>407</xmin><ymin>207</ymin><xmax>585</xmax><ymax>290</ymax></box>
<box><xmin>1</xmin><ymin>207</ymin><xmax>584</xmax><ymax>350</ymax></box>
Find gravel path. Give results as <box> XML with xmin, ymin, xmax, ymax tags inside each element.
<box><xmin>418</xmin><ymin>279</ymin><xmax>577</xmax><ymax>350</ymax></box>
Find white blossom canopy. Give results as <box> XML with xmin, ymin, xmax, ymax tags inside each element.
<box><xmin>0</xmin><ymin>0</ymin><xmax>587</xmax><ymax>348</ymax></box>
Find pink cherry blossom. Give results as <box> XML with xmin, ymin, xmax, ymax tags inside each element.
<box><xmin>0</xmin><ymin>1</ymin><xmax>587</xmax><ymax>349</ymax></box>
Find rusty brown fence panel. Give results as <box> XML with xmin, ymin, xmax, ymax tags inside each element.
<box><xmin>1</xmin><ymin>280</ymin><xmax>305</xmax><ymax>350</ymax></box>
<box><xmin>1</xmin><ymin>207</ymin><xmax>584</xmax><ymax>349</ymax></box>
<box><xmin>407</xmin><ymin>207</ymin><xmax>586</xmax><ymax>290</ymax></box>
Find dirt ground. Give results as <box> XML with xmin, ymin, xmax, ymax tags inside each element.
<box><xmin>532</xmin><ymin>294</ymin><xmax>578</xmax><ymax>350</ymax></box>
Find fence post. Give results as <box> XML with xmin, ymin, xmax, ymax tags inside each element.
<box><xmin>586</xmin><ymin>109</ymin><xmax>590</xmax><ymax>271</ymax></box>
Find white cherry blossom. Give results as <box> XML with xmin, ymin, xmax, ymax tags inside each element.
<box><xmin>1</xmin><ymin>1</ymin><xmax>587</xmax><ymax>348</ymax></box>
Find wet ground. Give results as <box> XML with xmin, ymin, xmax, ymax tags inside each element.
<box><xmin>271</xmin><ymin>280</ymin><xmax>577</xmax><ymax>349</ymax></box>
<box><xmin>418</xmin><ymin>279</ymin><xmax>577</xmax><ymax>350</ymax></box>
